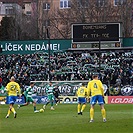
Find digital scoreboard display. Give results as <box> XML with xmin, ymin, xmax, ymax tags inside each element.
<box><xmin>72</xmin><ymin>23</ymin><xmax>121</xmax><ymax>43</ymax></box>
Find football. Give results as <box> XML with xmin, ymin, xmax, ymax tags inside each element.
<box><xmin>39</xmin><ymin>108</ymin><xmax>44</xmax><ymax>113</ymax></box>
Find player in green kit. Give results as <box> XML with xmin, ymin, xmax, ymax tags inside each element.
<box><xmin>0</xmin><ymin>78</ymin><xmax>6</xmax><ymax>97</ymax></box>
<box><xmin>87</xmin><ymin>74</ymin><xmax>106</xmax><ymax>122</ymax></box>
<box><xmin>18</xmin><ymin>82</ymin><xmax>39</xmax><ymax>113</ymax></box>
<box><xmin>43</xmin><ymin>81</ymin><xmax>55</xmax><ymax>110</ymax></box>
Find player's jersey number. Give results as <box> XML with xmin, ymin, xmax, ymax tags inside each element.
<box><xmin>94</xmin><ymin>83</ymin><xmax>98</xmax><ymax>89</ymax></box>
<box><xmin>80</xmin><ymin>88</ymin><xmax>84</xmax><ymax>94</ymax></box>
<box><xmin>10</xmin><ymin>85</ymin><xmax>16</xmax><ymax>91</ymax></box>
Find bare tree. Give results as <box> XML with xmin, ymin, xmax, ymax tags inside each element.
<box><xmin>19</xmin><ymin>1</ymin><xmax>39</xmax><ymax>40</ymax></box>
<box><xmin>46</xmin><ymin>0</ymin><xmax>133</xmax><ymax>39</ymax></box>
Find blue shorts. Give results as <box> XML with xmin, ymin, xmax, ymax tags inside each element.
<box><xmin>78</xmin><ymin>97</ymin><xmax>86</xmax><ymax>104</ymax></box>
<box><xmin>8</xmin><ymin>96</ymin><xmax>17</xmax><ymax>104</ymax></box>
<box><xmin>90</xmin><ymin>95</ymin><xmax>104</xmax><ymax>105</ymax></box>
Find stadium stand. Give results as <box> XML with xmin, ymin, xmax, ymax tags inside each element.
<box><xmin>0</xmin><ymin>51</ymin><xmax>133</xmax><ymax>88</ymax></box>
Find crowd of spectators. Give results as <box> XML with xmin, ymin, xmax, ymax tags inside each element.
<box><xmin>0</xmin><ymin>50</ymin><xmax>133</xmax><ymax>88</ymax></box>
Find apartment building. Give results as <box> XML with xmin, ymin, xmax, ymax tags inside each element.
<box><xmin>0</xmin><ymin>0</ymin><xmax>133</xmax><ymax>39</ymax></box>
<box><xmin>0</xmin><ymin>0</ymin><xmax>38</xmax><ymax>39</ymax></box>
<box><xmin>0</xmin><ymin>0</ymin><xmax>24</xmax><ymax>27</ymax></box>
<box><xmin>0</xmin><ymin>0</ymin><xmax>35</xmax><ymax>16</ymax></box>
<box><xmin>37</xmin><ymin>0</ymin><xmax>133</xmax><ymax>39</ymax></box>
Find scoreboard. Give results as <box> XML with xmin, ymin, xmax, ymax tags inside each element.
<box><xmin>71</xmin><ymin>23</ymin><xmax>122</xmax><ymax>49</ymax></box>
<box><xmin>71</xmin><ymin>43</ymin><xmax>121</xmax><ymax>49</ymax></box>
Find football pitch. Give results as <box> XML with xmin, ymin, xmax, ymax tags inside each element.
<box><xmin>0</xmin><ymin>104</ymin><xmax>132</xmax><ymax>133</ymax></box>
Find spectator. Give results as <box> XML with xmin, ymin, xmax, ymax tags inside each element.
<box><xmin>0</xmin><ymin>50</ymin><xmax>132</xmax><ymax>88</ymax></box>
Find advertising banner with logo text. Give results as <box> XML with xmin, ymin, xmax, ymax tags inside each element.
<box><xmin>108</xmin><ymin>96</ymin><xmax>133</xmax><ymax>104</ymax></box>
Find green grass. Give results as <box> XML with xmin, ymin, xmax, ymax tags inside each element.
<box><xmin>0</xmin><ymin>104</ymin><xmax>133</xmax><ymax>133</ymax></box>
